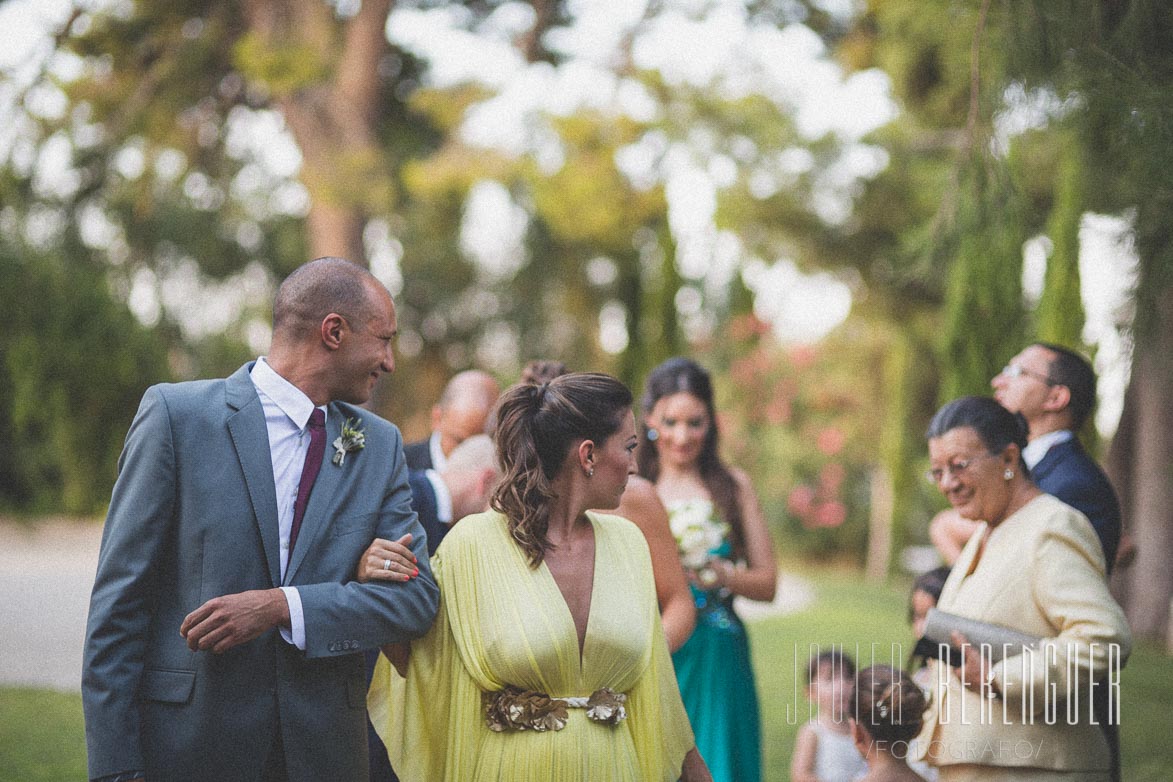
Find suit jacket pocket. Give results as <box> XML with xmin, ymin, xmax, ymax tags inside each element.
<box><xmin>140</xmin><ymin>668</ymin><xmax>196</xmax><ymax>704</ymax></box>
<box><xmin>330</xmin><ymin>511</ymin><xmax>377</xmax><ymax>539</ymax></box>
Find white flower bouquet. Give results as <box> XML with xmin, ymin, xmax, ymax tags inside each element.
<box><xmin>668</xmin><ymin>499</ymin><xmax>729</xmax><ymax>584</ymax></box>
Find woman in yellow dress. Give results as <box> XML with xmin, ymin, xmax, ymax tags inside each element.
<box><xmin>365</xmin><ymin>372</ymin><xmax>710</xmax><ymax>781</ymax></box>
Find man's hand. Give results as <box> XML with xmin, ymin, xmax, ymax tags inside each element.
<box><xmin>180</xmin><ymin>589</ymin><xmax>290</xmax><ymax>653</ymax></box>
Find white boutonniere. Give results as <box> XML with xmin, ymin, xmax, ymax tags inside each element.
<box><xmin>332</xmin><ymin>417</ymin><xmax>366</xmax><ymax>466</ymax></box>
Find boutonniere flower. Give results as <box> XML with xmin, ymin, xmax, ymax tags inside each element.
<box><xmin>332</xmin><ymin>417</ymin><xmax>366</xmax><ymax>466</ymax></box>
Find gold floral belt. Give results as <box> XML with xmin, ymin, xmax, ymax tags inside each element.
<box><xmin>484</xmin><ymin>686</ymin><xmax>627</xmax><ymax>732</ymax></box>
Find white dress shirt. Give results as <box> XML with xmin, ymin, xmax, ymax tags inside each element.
<box><xmin>1022</xmin><ymin>429</ymin><xmax>1074</xmax><ymax>470</ymax></box>
<box><xmin>424</xmin><ymin>469</ymin><xmax>454</xmax><ymax>524</ymax></box>
<box><xmin>250</xmin><ymin>356</ymin><xmax>327</xmax><ymax>651</ymax></box>
<box><xmin>428</xmin><ymin>431</ymin><xmax>447</xmax><ymax>472</ymax></box>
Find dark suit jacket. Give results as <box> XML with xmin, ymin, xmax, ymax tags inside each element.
<box><xmin>1032</xmin><ymin>437</ymin><xmax>1121</xmax><ymax>573</ymax></box>
<box><xmin>83</xmin><ymin>363</ymin><xmax>440</xmax><ymax>782</ymax></box>
<box><xmin>402</xmin><ymin>438</ymin><xmax>433</xmax><ymax>471</ymax></box>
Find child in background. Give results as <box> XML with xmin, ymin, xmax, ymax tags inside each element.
<box><xmin>906</xmin><ymin>567</ymin><xmax>948</xmax><ymax>781</ymax></box>
<box><xmin>908</xmin><ymin>566</ymin><xmax>950</xmax><ymax>643</ymax></box>
<box><xmin>849</xmin><ymin>665</ymin><xmax>928</xmax><ymax>782</ymax></box>
<box><xmin>791</xmin><ymin>649</ymin><xmax>868</xmax><ymax>782</ymax></box>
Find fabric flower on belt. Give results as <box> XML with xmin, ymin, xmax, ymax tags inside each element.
<box><xmin>585</xmin><ymin>687</ymin><xmax>627</xmax><ymax>725</ymax></box>
<box><xmin>485</xmin><ymin>687</ymin><xmax>569</xmax><ymax>732</ymax></box>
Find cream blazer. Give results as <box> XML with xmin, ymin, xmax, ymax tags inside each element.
<box><xmin>918</xmin><ymin>494</ymin><xmax>1131</xmax><ymax>773</ymax></box>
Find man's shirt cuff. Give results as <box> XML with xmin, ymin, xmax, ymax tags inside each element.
<box><xmin>279</xmin><ymin>586</ymin><xmax>306</xmax><ymax>649</ymax></box>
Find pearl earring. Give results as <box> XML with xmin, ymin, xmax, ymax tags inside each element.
<box><xmin>1004</xmin><ymin>468</ymin><xmax>1014</xmax><ymax>480</ymax></box>
<box><xmin>588</xmin><ymin>468</ymin><xmax>594</xmax><ymax>478</ymax></box>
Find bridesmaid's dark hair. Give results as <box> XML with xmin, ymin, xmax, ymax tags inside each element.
<box><xmin>637</xmin><ymin>357</ymin><xmax>745</xmax><ymax>559</ymax></box>
<box><xmin>491</xmin><ymin>372</ymin><xmax>632</xmax><ymax>567</ymax></box>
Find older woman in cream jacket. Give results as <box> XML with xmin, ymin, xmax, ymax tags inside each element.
<box><xmin>917</xmin><ymin>396</ymin><xmax>1130</xmax><ymax>782</ymax></box>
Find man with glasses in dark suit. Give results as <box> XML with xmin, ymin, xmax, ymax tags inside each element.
<box><xmin>991</xmin><ymin>342</ymin><xmax>1121</xmax><ymax>570</ymax></box>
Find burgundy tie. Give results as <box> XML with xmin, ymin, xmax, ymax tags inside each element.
<box><xmin>289</xmin><ymin>408</ymin><xmax>326</xmax><ymax>557</ymax></box>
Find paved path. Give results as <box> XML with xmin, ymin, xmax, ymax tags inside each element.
<box><xmin>0</xmin><ymin>518</ymin><xmax>816</xmax><ymax>693</ymax></box>
<box><xmin>0</xmin><ymin>519</ymin><xmax>102</xmax><ymax>691</ymax></box>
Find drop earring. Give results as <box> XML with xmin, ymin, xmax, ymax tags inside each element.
<box><xmin>1004</xmin><ymin>468</ymin><xmax>1014</xmax><ymax>480</ymax></box>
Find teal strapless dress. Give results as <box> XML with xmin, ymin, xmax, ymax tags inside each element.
<box><xmin>668</xmin><ymin>500</ymin><xmax>761</xmax><ymax>782</ymax></box>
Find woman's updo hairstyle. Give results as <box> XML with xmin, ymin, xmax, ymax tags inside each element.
<box><xmin>926</xmin><ymin>396</ymin><xmax>1030</xmax><ymax>472</ymax></box>
<box><xmin>519</xmin><ymin>359</ymin><xmax>569</xmax><ymax>386</ymax></box>
<box><xmin>637</xmin><ymin>357</ymin><xmax>745</xmax><ymax>557</ymax></box>
<box><xmin>851</xmin><ymin>665</ymin><xmax>927</xmax><ymax>744</ymax></box>
<box><xmin>491</xmin><ymin>372</ymin><xmax>632</xmax><ymax>567</ymax></box>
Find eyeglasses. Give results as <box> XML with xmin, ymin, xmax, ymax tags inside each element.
<box><xmin>924</xmin><ymin>453</ymin><xmax>997</xmax><ymax>485</ymax></box>
<box><xmin>999</xmin><ymin>364</ymin><xmax>1055</xmax><ymax>385</ymax></box>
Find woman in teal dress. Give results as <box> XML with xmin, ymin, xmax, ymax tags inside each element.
<box><xmin>638</xmin><ymin>358</ymin><xmax>778</xmax><ymax>782</ymax></box>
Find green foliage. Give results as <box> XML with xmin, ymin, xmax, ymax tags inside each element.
<box><xmin>0</xmin><ymin>243</ymin><xmax>170</xmax><ymax>514</ymax></box>
<box><xmin>1035</xmin><ymin>143</ymin><xmax>1086</xmax><ymax>346</ymax></box>
<box><xmin>939</xmin><ymin>157</ymin><xmax>1029</xmax><ymax>401</ymax></box>
<box><xmin>1004</xmin><ymin>0</ymin><xmax>1173</xmax><ymax>331</ymax></box>
<box><xmin>232</xmin><ymin>31</ymin><xmax>329</xmax><ymax>97</ymax></box>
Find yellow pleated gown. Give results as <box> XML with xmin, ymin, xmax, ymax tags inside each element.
<box><xmin>368</xmin><ymin>509</ymin><xmax>695</xmax><ymax>781</ymax></box>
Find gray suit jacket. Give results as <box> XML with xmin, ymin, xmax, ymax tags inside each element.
<box><xmin>82</xmin><ymin>363</ymin><xmax>439</xmax><ymax>781</ymax></box>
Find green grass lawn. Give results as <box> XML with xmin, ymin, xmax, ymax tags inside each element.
<box><xmin>2</xmin><ymin>566</ymin><xmax>1169</xmax><ymax>781</ymax></box>
<box><xmin>0</xmin><ymin>688</ymin><xmax>86</xmax><ymax>781</ymax></box>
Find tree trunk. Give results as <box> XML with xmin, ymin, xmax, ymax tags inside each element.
<box><xmin>1105</xmin><ymin>372</ymin><xmax>1136</xmax><ymax>605</ymax></box>
<box><xmin>1124</xmin><ymin>286</ymin><xmax>1173</xmax><ymax>643</ymax></box>
<box><xmin>243</xmin><ymin>0</ymin><xmax>395</xmax><ymax>267</ymax></box>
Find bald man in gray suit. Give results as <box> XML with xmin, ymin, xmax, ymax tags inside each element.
<box><xmin>83</xmin><ymin>258</ymin><xmax>438</xmax><ymax>782</ymax></box>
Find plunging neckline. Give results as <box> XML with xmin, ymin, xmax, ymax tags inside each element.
<box><xmin>539</xmin><ymin>512</ymin><xmax>599</xmax><ymax>666</ymax></box>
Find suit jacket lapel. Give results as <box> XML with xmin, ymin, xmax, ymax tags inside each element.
<box><xmin>225</xmin><ymin>364</ymin><xmax>282</xmax><ymax>587</ymax></box>
<box><xmin>285</xmin><ymin>406</ymin><xmax>347</xmax><ymax>584</ymax></box>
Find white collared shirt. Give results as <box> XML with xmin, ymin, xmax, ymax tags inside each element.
<box><xmin>424</xmin><ymin>469</ymin><xmax>454</xmax><ymax>524</ymax></box>
<box><xmin>1023</xmin><ymin>429</ymin><xmax>1074</xmax><ymax>470</ymax></box>
<box><xmin>428</xmin><ymin>431</ymin><xmax>447</xmax><ymax>472</ymax></box>
<box><xmin>250</xmin><ymin>356</ymin><xmax>327</xmax><ymax>651</ymax></box>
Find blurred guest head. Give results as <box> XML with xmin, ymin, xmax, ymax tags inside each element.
<box><xmin>441</xmin><ymin>434</ymin><xmax>502</xmax><ymax>521</ymax></box>
<box><xmin>431</xmin><ymin>370</ymin><xmax>500</xmax><ymax>456</ymax></box>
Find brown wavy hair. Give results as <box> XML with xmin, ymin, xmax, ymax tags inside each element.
<box><xmin>491</xmin><ymin>372</ymin><xmax>633</xmax><ymax>567</ymax></box>
<box><xmin>636</xmin><ymin>357</ymin><xmax>745</xmax><ymax>559</ymax></box>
